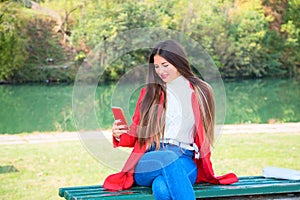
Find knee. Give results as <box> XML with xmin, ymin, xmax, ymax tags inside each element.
<box><xmin>152</xmin><ymin>176</ymin><xmax>171</xmax><ymax>200</ymax></box>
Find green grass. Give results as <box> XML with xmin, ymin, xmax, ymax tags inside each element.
<box><xmin>0</xmin><ymin>141</ymin><xmax>115</xmax><ymax>200</ymax></box>
<box><xmin>211</xmin><ymin>132</ymin><xmax>300</xmax><ymax>176</ymax></box>
<box><xmin>0</xmin><ymin>132</ymin><xmax>299</xmax><ymax>200</ymax></box>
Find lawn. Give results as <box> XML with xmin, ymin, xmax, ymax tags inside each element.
<box><xmin>0</xmin><ymin>132</ymin><xmax>299</xmax><ymax>200</ymax></box>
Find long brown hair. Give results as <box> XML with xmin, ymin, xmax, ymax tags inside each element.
<box><xmin>137</xmin><ymin>40</ymin><xmax>215</xmax><ymax>149</ymax></box>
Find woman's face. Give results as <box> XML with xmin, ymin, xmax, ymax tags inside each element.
<box><xmin>154</xmin><ymin>55</ymin><xmax>181</xmax><ymax>83</ymax></box>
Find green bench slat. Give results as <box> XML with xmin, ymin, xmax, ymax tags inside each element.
<box><xmin>59</xmin><ymin>176</ymin><xmax>300</xmax><ymax>200</ymax></box>
<box><xmin>194</xmin><ymin>183</ymin><xmax>300</xmax><ymax>198</ymax></box>
<box><xmin>65</xmin><ymin>189</ymin><xmax>152</xmax><ymax>200</ymax></box>
<box><xmin>60</xmin><ymin>186</ymin><xmax>153</xmax><ymax>200</ymax></box>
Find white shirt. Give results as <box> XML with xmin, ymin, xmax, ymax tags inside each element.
<box><xmin>164</xmin><ymin>76</ymin><xmax>195</xmax><ymax>144</ymax></box>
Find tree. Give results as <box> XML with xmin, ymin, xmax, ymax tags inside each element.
<box><xmin>0</xmin><ymin>2</ymin><xmax>28</xmax><ymax>81</ymax></box>
<box><xmin>280</xmin><ymin>0</ymin><xmax>300</xmax><ymax>77</ymax></box>
<box><xmin>71</xmin><ymin>0</ymin><xmax>177</xmax><ymax>82</ymax></box>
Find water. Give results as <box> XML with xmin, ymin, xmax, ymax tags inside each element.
<box><xmin>225</xmin><ymin>78</ymin><xmax>300</xmax><ymax>124</ymax></box>
<box><xmin>0</xmin><ymin>78</ymin><xmax>299</xmax><ymax>134</ymax></box>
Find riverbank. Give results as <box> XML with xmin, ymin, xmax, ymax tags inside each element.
<box><xmin>1</xmin><ymin>122</ymin><xmax>299</xmax><ymax>145</ymax></box>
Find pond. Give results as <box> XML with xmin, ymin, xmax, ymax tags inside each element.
<box><xmin>0</xmin><ymin>78</ymin><xmax>299</xmax><ymax>134</ymax></box>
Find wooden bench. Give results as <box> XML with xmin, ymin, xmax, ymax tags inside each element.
<box><xmin>59</xmin><ymin>176</ymin><xmax>300</xmax><ymax>199</ymax></box>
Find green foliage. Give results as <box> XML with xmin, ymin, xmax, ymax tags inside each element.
<box><xmin>71</xmin><ymin>0</ymin><xmax>176</xmax><ymax>49</ymax></box>
<box><xmin>24</xmin><ymin>17</ymin><xmax>66</xmax><ymax>67</ymax></box>
<box><xmin>175</xmin><ymin>0</ymin><xmax>285</xmax><ymax>78</ymax></box>
<box><xmin>0</xmin><ymin>0</ymin><xmax>299</xmax><ymax>82</ymax></box>
<box><xmin>0</xmin><ymin>2</ymin><xmax>28</xmax><ymax>81</ymax></box>
<box><xmin>71</xmin><ymin>0</ymin><xmax>178</xmax><ymax>82</ymax></box>
<box><xmin>224</xmin><ymin>1</ymin><xmax>279</xmax><ymax>77</ymax></box>
<box><xmin>0</xmin><ymin>1</ymin><xmax>72</xmax><ymax>82</ymax></box>
<box><xmin>280</xmin><ymin>0</ymin><xmax>300</xmax><ymax>77</ymax></box>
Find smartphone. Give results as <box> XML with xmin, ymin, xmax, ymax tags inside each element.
<box><xmin>111</xmin><ymin>106</ymin><xmax>128</xmax><ymax>127</ymax></box>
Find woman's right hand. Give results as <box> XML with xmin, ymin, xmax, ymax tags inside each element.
<box><xmin>112</xmin><ymin>120</ymin><xmax>128</xmax><ymax>139</ymax></box>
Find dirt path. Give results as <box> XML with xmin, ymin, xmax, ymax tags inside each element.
<box><xmin>0</xmin><ymin>123</ymin><xmax>299</xmax><ymax>145</ymax></box>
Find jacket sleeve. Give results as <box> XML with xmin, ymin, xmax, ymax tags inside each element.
<box><xmin>112</xmin><ymin>88</ymin><xmax>146</xmax><ymax>148</ymax></box>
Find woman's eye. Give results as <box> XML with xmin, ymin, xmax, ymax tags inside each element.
<box><xmin>154</xmin><ymin>64</ymin><xmax>168</xmax><ymax>69</ymax></box>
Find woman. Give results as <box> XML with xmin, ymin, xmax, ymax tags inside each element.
<box><xmin>103</xmin><ymin>40</ymin><xmax>238</xmax><ymax>199</ymax></box>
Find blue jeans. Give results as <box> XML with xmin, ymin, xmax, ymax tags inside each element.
<box><xmin>134</xmin><ymin>144</ymin><xmax>197</xmax><ymax>200</ymax></box>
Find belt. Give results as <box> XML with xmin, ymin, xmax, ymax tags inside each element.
<box><xmin>162</xmin><ymin>139</ymin><xmax>194</xmax><ymax>151</ymax></box>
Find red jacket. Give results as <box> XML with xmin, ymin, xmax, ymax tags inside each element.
<box><xmin>103</xmin><ymin>87</ymin><xmax>238</xmax><ymax>191</ymax></box>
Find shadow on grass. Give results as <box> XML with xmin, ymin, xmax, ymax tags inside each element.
<box><xmin>0</xmin><ymin>165</ymin><xmax>19</xmax><ymax>174</ymax></box>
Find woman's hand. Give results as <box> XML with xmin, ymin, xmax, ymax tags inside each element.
<box><xmin>112</xmin><ymin>120</ymin><xmax>128</xmax><ymax>139</ymax></box>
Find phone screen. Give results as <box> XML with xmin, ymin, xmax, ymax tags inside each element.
<box><xmin>111</xmin><ymin>106</ymin><xmax>128</xmax><ymax>127</ymax></box>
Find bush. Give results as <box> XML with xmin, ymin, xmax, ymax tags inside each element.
<box><xmin>0</xmin><ymin>2</ymin><xmax>28</xmax><ymax>81</ymax></box>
